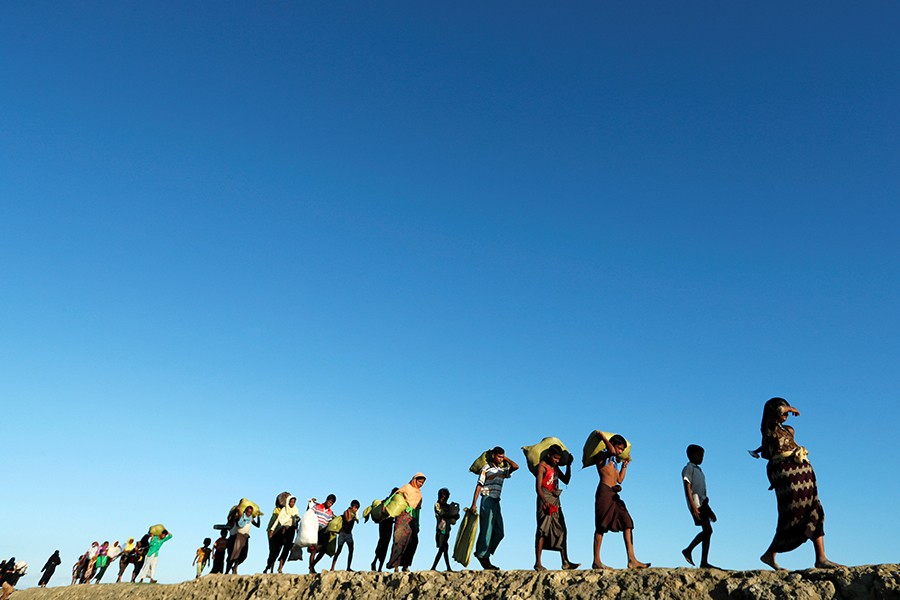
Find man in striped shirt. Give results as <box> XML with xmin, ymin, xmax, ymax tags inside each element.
<box><xmin>470</xmin><ymin>446</ymin><xmax>519</xmax><ymax>570</ymax></box>
<box><xmin>309</xmin><ymin>494</ymin><xmax>336</xmax><ymax>574</ymax></box>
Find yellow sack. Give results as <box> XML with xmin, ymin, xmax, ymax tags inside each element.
<box><xmin>326</xmin><ymin>516</ymin><xmax>343</xmax><ymax>534</ymax></box>
<box><xmin>148</xmin><ymin>524</ymin><xmax>167</xmax><ymax>537</ymax></box>
<box><xmin>521</xmin><ymin>436</ymin><xmax>572</xmax><ymax>475</ymax></box>
<box><xmin>231</xmin><ymin>498</ymin><xmax>264</xmax><ymax>519</ymax></box>
<box><xmin>581</xmin><ymin>431</ymin><xmax>632</xmax><ymax>467</ymax></box>
<box><xmin>383</xmin><ymin>492</ymin><xmax>409</xmax><ymax>519</ymax></box>
<box><xmin>452</xmin><ymin>508</ymin><xmax>479</xmax><ymax>567</ymax></box>
<box><xmin>469</xmin><ymin>451</ymin><xmax>509</xmax><ymax>475</ymax></box>
<box><xmin>370</xmin><ymin>503</ymin><xmax>390</xmax><ymax>523</ymax></box>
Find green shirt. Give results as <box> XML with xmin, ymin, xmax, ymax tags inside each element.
<box><xmin>147</xmin><ymin>534</ymin><xmax>172</xmax><ymax>557</ymax></box>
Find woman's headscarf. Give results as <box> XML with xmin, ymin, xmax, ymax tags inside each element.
<box><xmin>124</xmin><ymin>538</ymin><xmax>135</xmax><ymax>552</ymax></box>
<box><xmin>760</xmin><ymin>397</ymin><xmax>790</xmax><ymax>435</ymax></box>
<box><xmin>277</xmin><ymin>495</ymin><xmax>299</xmax><ymax>527</ymax></box>
<box><xmin>398</xmin><ymin>472</ymin><xmax>426</xmax><ymax>509</ymax></box>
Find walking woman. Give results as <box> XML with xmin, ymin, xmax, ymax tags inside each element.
<box><xmin>265</xmin><ymin>495</ymin><xmax>299</xmax><ymax>573</ymax></box>
<box><xmin>38</xmin><ymin>551</ymin><xmax>60</xmax><ymax>587</ymax></box>
<box><xmin>387</xmin><ymin>473</ymin><xmax>426</xmax><ymax>572</ymax></box>
<box><xmin>752</xmin><ymin>397</ymin><xmax>841</xmax><ymax>570</ymax></box>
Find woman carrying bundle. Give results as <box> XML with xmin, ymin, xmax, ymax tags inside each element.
<box><xmin>387</xmin><ymin>473</ymin><xmax>426</xmax><ymax>572</ymax></box>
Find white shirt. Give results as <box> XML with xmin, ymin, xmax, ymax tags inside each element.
<box><xmin>682</xmin><ymin>462</ymin><xmax>707</xmax><ymax>507</ymax></box>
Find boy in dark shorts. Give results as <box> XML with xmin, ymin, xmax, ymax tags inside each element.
<box><xmin>681</xmin><ymin>444</ymin><xmax>718</xmax><ymax>568</ymax></box>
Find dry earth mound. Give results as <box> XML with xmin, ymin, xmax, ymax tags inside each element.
<box><xmin>18</xmin><ymin>564</ymin><xmax>899</xmax><ymax>600</ymax></box>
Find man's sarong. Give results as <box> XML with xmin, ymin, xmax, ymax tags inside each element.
<box><xmin>594</xmin><ymin>483</ymin><xmax>634</xmax><ymax>534</ymax></box>
<box><xmin>536</xmin><ymin>492</ymin><xmax>567</xmax><ymax>552</ymax></box>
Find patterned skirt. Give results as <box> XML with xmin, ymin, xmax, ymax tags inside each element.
<box><xmin>387</xmin><ymin>512</ymin><xmax>419</xmax><ymax>568</ymax></box>
<box><xmin>767</xmin><ymin>459</ymin><xmax>825</xmax><ymax>552</ymax></box>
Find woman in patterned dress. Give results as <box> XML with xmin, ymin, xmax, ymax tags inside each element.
<box><xmin>754</xmin><ymin>397</ymin><xmax>841</xmax><ymax>570</ymax></box>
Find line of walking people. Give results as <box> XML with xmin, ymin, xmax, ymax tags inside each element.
<box><xmin>9</xmin><ymin>398</ymin><xmax>843</xmax><ymax>594</ymax></box>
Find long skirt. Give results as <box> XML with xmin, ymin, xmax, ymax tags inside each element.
<box><xmin>536</xmin><ymin>492</ymin><xmax>567</xmax><ymax>552</ymax></box>
<box><xmin>767</xmin><ymin>459</ymin><xmax>825</xmax><ymax>552</ymax></box>
<box><xmin>594</xmin><ymin>483</ymin><xmax>634</xmax><ymax>534</ymax></box>
<box><xmin>38</xmin><ymin>565</ymin><xmax>56</xmax><ymax>587</ymax></box>
<box><xmin>387</xmin><ymin>512</ymin><xmax>419</xmax><ymax>569</ymax></box>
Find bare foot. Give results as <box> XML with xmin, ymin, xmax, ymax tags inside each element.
<box><xmin>562</xmin><ymin>562</ymin><xmax>581</xmax><ymax>570</ymax></box>
<box><xmin>699</xmin><ymin>563</ymin><xmax>721</xmax><ymax>570</ymax></box>
<box><xmin>814</xmin><ymin>559</ymin><xmax>844</xmax><ymax>569</ymax></box>
<box><xmin>760</xmin><ymin>553</ymin><xmax>784</xmax><ymax>571</ymax></box>
<box><xmin>682</xmin><ymin>548</ymin><xmax>695</xmax><ymax>566</ymax></box>
<box><xmin>533</xmin><ymin>564</ymin><xmax>546</xmax><ymax>571</ymax></box>
<box><xmin>591</xmin><ymin>562</ymin><xmax>614</xmax><ymax>570</ymax></box>
<box><xmin>627</xmin><ymin>560</ymin><xmax>650</xmax><ymax>569</ymax></box>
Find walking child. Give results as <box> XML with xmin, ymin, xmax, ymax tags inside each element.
<box><xmin>430</xmin><ymin>488</ymin><xmax>458</xmax><ymax>571</ymax></box>
<box><xmin>210</xmin><ymin>530</ymin><xmax>228</xmax><ymax>574</ymax></box>
<box><xmin>681</xmin><ymin>444</ymin><xmax>718</xmax><ymax>568</ymax></box>
<box><xmin>331</xmin><ymin>500</ymin><xmax>360</xmax><ymax>571</ymax></box>
<box><xmin>192</xmin><ymin>538</ymin><xmax>212</xmax><ymax>579</ymax></box>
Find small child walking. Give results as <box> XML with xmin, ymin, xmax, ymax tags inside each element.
<box><xmin>192</xmin><ymin>538</ymin><xmax>212</xmax><ymax>579</ymax></box>
<box><xmin>431</xmin><ymin>488</ymin><xmax>459</xmax><ymax>571</ymax></box>
<box><xmin>210</xmin><ymin>530</ymin><xmax>228</xmax><ymax>574</ymax></box>
<box><xmin>681</xmin><ymin>444</ymin><xmax>718</xmax><ymax>569</ymax></box>
<box><xmin>331</xmin><ymin>500</ymin><xmax>360</xmax><ymax>571</ymax></box>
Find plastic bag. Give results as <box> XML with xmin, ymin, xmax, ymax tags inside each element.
<box><xmin>297</xmin><ymin>501</ymin><xmax>319</xmax><ymax>546</ymax></box>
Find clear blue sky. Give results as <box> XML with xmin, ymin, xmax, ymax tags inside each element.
<box><xmin>2</xmin><ymin>1</ymin><xmax>898</xmax><ymax>585</ymax></box>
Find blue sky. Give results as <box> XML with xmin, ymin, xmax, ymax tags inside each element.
<box><xmin>2</xmin><ymin>1</ymin><xmax>898</xmax><ymax>585</ymax></box>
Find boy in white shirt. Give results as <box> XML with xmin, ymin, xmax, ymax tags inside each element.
<box><xmin>681</xmin><ymin>444</ymin><xmax>718</xmax><ymax>568</ymax></box>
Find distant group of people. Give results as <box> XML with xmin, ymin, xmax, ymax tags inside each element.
<box><xmin>5</xmin><ymin>397</ymin><xmax>843</xmax><ymax>593</ymax></box>
<box><xmin>64</xmin><ymin>531</ymin><xmax>173</xmax><ymax>587</ymax></box>
<box><xmin>0</xmin><ymin>558</ymin><xmax>28</xmax><ymax>600</ymax></box>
